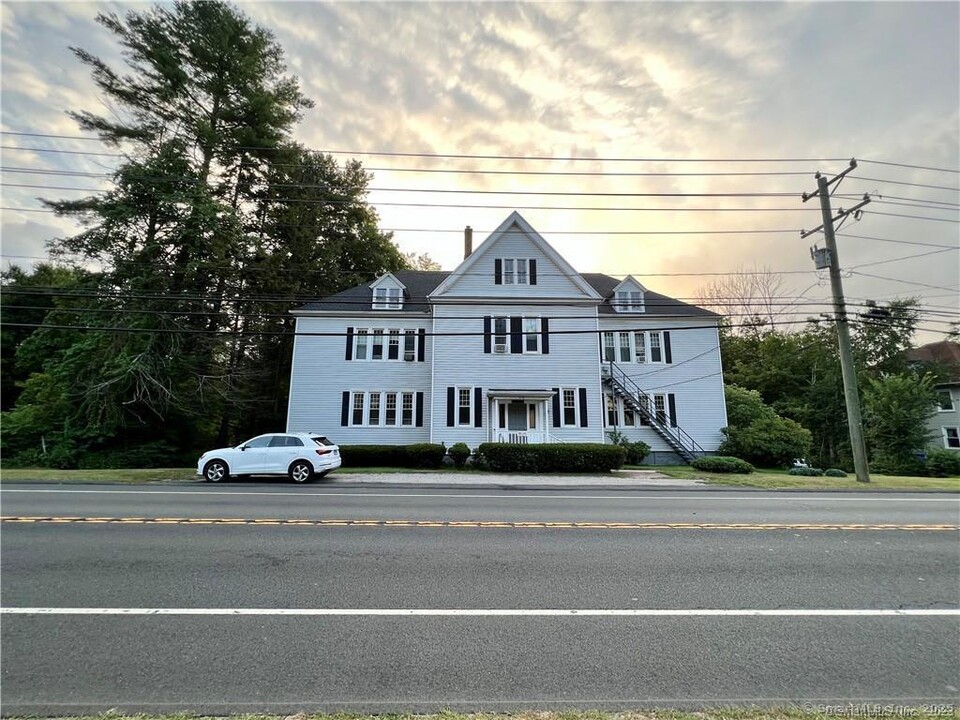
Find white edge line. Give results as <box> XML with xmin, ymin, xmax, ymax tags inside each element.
<box><xmin>0</xmin><ymin>488</ymin><xmax>956</xmax><ymax>502</ymax></box>
<box><xmin>1</xmin><ymin>608</ymin><xmax>958</xmax><ymax>616</ymax></box>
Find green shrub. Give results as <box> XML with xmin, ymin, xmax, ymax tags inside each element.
<box><xmin>788</xmin><ymin>466</ymin><xmax>824</xmax><ymax>476</ymax></box>
<box><xmin>924</xmin><ymin>448</ymin><xmax>960</xmax><ymax>477</ymax></box>
<box><xmin>720</xmin><ymin>415</ymin><xmax>813</xmax><ymax>468</ymax></box>
<box><xmin>606</xmin><ymin>430</ymin><xmax>650</xmax><ymax>465</ymax></box>
<box><xmin>405</xmin><ymin>443</ymin><xmax>447</xmax><ymax>469</ymax></box>
<box><xmin>870</xmin><ymin>452</ymin><xmax>925</xmax><ymax>477</ymax></box>
<box><xmin>448</xmin><ymin>442</ymin><xmax>471</xmax><ymax>469</ymax></box>
<box><xmin>690</xmin><ymin>455</ymin><xmax>755</xmax><ymax>474</ymax></box>
<box><xmin>475</xmin><ymin>443</ymin><xmax>625</xmax><ymax>473</ymax></box>
<box><xmin>824</xmin><ymin>468</ymin><xmax>848</xmax><ymax>478</ymax></box>
<box><xmin>338</xmin><ymin>443</ymin><xmax>446</xmax><ymax>469</ymax></box>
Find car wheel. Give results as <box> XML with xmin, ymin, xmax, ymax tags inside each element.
<box><xmin>289</xmin><ymin>460</ymin><xmax>314</xmax><ymax>484</ymax></box>
<box><xmin>203</xmin><ymin>460</ymin><xmax>229</xmax><ymax>483</ymax></box>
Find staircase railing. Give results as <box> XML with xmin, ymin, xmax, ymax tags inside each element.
<box><xmin>603</xmin><ymin>360</ymin><xmax>706</xmax><ymax>461</ymax></box>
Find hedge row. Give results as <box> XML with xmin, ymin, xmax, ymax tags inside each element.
<box><xmin>690</xmin><ymin>456</ymin><xmax>755</xmax><ymax>474</ymax></box>
<box><xmin>476</xmin><ymin>443</ymin><xmax>625</xmax><ymax>473</ymax></box>
<box><xmin>338</xmin><ymin>443</ymin><xmax>446</xmax><ymax>469</ymax></box>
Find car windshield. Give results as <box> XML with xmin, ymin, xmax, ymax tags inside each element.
<box><xmin>311</xmin><ymin>436</ymin><xmax>334</xmax><ymax>447</ymax></box>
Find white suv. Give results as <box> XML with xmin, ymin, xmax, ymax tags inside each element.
<box><xmin>197</xmin><ymin>433</ymin><xmax>341</xmax><ymax>483</ymax></box>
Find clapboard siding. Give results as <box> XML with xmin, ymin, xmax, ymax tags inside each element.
<box><xmin>439</xmin><ymin>226</ymin><xmax>594</xmax><ymax>299</ymax></box>
<box><xmin>430</xmin><ymin>303</ymin><xmax>604</xmax><ymax>447</ymax></box>
<box><xmin>286</xmin><ymin>316</ymin><xmax>432</xmax><ymax>444</ymax></box>
<box><xmin>598</xmin><ymin>320</ymin><xmax>726</xmax><ymax>451</ymax></box>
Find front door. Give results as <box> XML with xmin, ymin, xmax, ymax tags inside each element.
<box><xmin>507</xmin><ymin>401</ymin><xmax>527</xmax><ymax>431</ymax></box>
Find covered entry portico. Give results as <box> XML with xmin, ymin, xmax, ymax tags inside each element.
<box><xmin>487</xmin><ymin>389</ymin><xmax>556</xmax><ymax>444</ymax></box>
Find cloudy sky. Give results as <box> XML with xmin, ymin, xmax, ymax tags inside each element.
<box><xmin>1</xmin><ymin>1</ymin><xmax>958</xmax><ymax>338</ymax></box>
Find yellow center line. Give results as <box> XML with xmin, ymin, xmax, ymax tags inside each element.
<box><xmin>1</xmin><ymin>516</ymin><xmax>958</xmax><ymax>531</ymax></box>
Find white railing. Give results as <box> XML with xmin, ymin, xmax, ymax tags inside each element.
<box><xmin>494</xmin><ymin>430</ymin><xmax>546</xmax><ymax>444</ymax></box>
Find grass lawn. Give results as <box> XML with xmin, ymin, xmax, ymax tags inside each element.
<box><xmin>0</xmin><ymin>467</ymin><xmax>198</xmax><ymax>484</ymax></box>
<box><xmin>28</xmin><ymin>710</ymin><xmax>960</xmax><ymax>720</ymax></box>
<box><xmin>655</xmin><ymin>465</ymin><xmax>960</xmax><ymax>491</ymax></box>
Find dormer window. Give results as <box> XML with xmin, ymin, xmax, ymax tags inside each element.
<box><xmin>614</xmin><ymin>290</ymin><xmax>645</xmax><ymax>312</ymax></box>
<box><xmin>373</xmin><ymin>287</ymin><xmax>403</xmax><ymax>310</ymax></box>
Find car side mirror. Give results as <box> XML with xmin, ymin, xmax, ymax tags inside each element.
<box><xmin>239</xmin><ymin>445</ymin><xmax>247</xmax><ymax>451</ymax></box>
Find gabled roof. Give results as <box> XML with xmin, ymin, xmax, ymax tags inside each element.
<box><xmin>369</xmin><ymin>272</ymin><xmax>406</xmax><ymax>290</ymax></box>
<box><xmin>294</xmin><ymin>269</ymin><xmax>717</xmax><ymax>318</ymax></box>
<box><xmin>427</xmin><ymin>211</ymin><xmax>601</xmax><ymax>299</ymax></box>
<box><xmin>295</xmin><ymin>270</ymin><xmax>449</xmax><ymax>313</ymax></box>
<box><xmin>583</xmin><ymin>274</ymin><xmax>718</xmax><ymax>317</ymax></box>
<box><xmin>610</xmin><ymin>275</ymin><xmax>649</xmax><ymax>294</ymax></box>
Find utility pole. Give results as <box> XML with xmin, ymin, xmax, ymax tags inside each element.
<box><xmin>802</xmin><ymin>159</ymin><xmax>872</xmax><ymax>483</ymax></box>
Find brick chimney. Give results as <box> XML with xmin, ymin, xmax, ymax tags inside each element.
<box><xmin>464</xmin><ymin>225</ymin><xmax>473</xmax><ymax>259</ymax></box>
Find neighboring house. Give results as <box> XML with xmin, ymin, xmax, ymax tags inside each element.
<box><xmin>906</xmin><ymin>340</ymin><xmax>960</xmax><ymax>452</ymax></box>
<box><xmin>286</xmin><ymin>211</ymin><xmax>727</xmax><ymax>463</ymax></box>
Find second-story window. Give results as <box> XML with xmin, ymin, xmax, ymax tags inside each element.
<box><xmin>493</xmin><ymin>317</ymin><xmax>508</xmax><ymax>353</ymax></box>
<box><xmin>523</xmin><ymin>317</ymin><xmax>540</xmax><ymax>353</ymax></box>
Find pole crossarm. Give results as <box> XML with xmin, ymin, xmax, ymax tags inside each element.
<box><xmin>801</xmin><ymin>194</ymin><xmax>872</xmax><ymax>238</ymax></box>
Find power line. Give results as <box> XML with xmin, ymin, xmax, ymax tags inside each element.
<box><xmin>850</xmin><ymin>271</ymin><xmax>959</xmax><ymax>293</ymax></box>
<box><xmin>858</xmin><ymin>159</ymin><xmax>960</xmax><ymax>175</ymax></box>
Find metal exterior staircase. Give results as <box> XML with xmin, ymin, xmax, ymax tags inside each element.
<box><xmin>602</xmin><ymin>361</ymin><xmax>705</xmax><ymax>463</ymax></box>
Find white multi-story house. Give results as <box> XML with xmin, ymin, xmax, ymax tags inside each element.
<box><xmin>907</xmin><ymin>340</ymin><xmax>960</xmax><ymax>452</ymax></box>
<box><xmin>287</xmin><ymin>212</ymin><xmax>727</xmax><ymax>463</ymax></box>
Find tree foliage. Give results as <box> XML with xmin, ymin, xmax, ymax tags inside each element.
<box><xmin>718</xmin><ymin>385</ymin><xmax>812</xmax><ymax>468</ymax></box>
<box><xmin>862</xmin><ymin>373</ymin><xmax>937</xmax><ymax>475</ymax></box>
<box><xmin>1</xmin><ymin>1</ymin><xmax>408</xmax><ymax>467</ymax></box>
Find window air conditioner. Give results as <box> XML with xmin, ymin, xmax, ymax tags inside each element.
<box><xmin>494</xmin><ymin>344</ymin><xmax>507</xmax><ymax>353</ymax></box>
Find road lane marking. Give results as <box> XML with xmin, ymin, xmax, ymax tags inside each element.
<box><xmin>1</xmin><ymin>488</ymin><xmax>956</xmax><ymax>502</ymax></box>
<box><xmin>1</xmin><ymin>516</ymin><xmax>957</xmax><ymax>530</ymax></box>
<box><xmin>1</xmin><ymin>607</ymin><xmax>957</xmax><ymax>616</ymax></box>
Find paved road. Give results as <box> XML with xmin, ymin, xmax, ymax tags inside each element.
<box><xmin>1</xmin><ymin>484</ymin><xmax>958</xmax><ymax>713</ymax></box>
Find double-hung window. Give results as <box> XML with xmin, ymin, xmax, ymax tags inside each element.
<box><xmin>387</xmin><ymin>330</ymin><xmax>400</xmax><ymax>360</ymax></box>
<box><xmin>562</xmin><ymin>388</ymin><xmax>577</xmax><ymax>426</ymax></box>
<box><xmin>493</xmin><ymin>317</ymin><xmax>508</xmax><ymax>352</ymax></box>
<box><xmin>523</xmin><ymin>317</ymin><xmax>540</xmax><ymax>353</ymax></box>
<box><xmin>458</xmin><ymin>387</ymin><xmax>473</xmax><ymax>426</ymax></box>
<box><xmin>603</xmin><ymin>332</ymin><xmax>616</xmax><ymax>362</ymax></box>
<box><xmin>618</xmin><ymin>332</ymin><xmax>631</xmax><ymax>362</ymax></box>
<box><xmin>354</xmin><ymin>330</ymin><xmax>369</xmax><ymax>360</ymax></box>
<box><xmin>615</xmin><ymin>290</ymin><xmax>644</xmax><ymax>312</ymax></box>
<box><xmin>605</xmin><ymin>395</ymin><xmax>618</xmax><ymax>427</ymax></box>
<box><xmin>368</xmin><ymin>393</ymin><xmax>381</xmax><ymax>425</ymax></box>
<box><xmin>500</xmin><ymin>258</ymin><xmax>529</xmax><ymax>285</ymax></box>
<box><xmin>634</xmin><ymin>332</ymin><xmax>646</xmax><ymax>364</ymax></box>
<box><xmin>371</xmin><ymin>330</ymin><xmax>385</xmax><ymax>360</ymax></box>
<box><xmin>403</xmin><ymin>331</ymin><xmax>417</xmax><ymax>361</ymax></box>
<box><xmin>649</xmin><ymin>332</ymin><xmax>663</xmax><ymax>363</ymax></box>
<box><xmin>352</xmin><ymin>393</ymin><xmax>365</xmax><ymax>425</ymax></box>
<box><xmin>385</xmin><ymin>393</ymin><xmax>397</xmax><ymax>426</ymax></box>
<box><xmin>401</xmin><ymin>392</ymin><xmax>414</xmax><ymax>426</ymax></box>
<box><xmin>937</xmin><ymin>391</ymin><xmax>954</xmax><ymax>412</ymax></box>
<box><xmin>373</xmin><ymin>287</ymin><xmax>402</xmax><ymax>309</ymax></box>
<box><xmin>944</xmin><ymin>428</ymin><xmax>960</xmax><ymax>449</ymax></box>
<box><xmin>654</xmin><ymin>394</ymin><xmax>667</xmax><ymax>424</ymax></box>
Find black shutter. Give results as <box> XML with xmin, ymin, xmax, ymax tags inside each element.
<box><xmin>446</xmin><ymin>387</ymin><xmax>455</xmax><ymax>427</ymax></box>
<box><xmin>664</xmin><ymin>331</ymin><xmax>672</xmax><ymax>364</ymax></box>
<box><xmin>578</xmin><ymin>388</ymin><xmax>589</xmax><ymax>427</ymax></box>
<box><xmin>483</xmin><ymin>316</ymin><xmax>491</xmax><ymax>354</ymax></box>
<box><xmin>340</xmin><ymin>392</ymin><xmax>350</xmax><ymax>426</ymax></box>
<box><xmin>529</xmin><ymin>259</ymin><xmax>537</xmax><ymax>285</ymax></box>
<box><xmin>510</xmin><ymin>316</ymin><xmax>522</xmax><ymax>354</ymax></box>
<box><xmin>552</xmin><ymin>388</ymin><xmax>561</xmax><ymax>427</ymax></box>
<box><xmin>474</xmin><ymin>387</ymin><xmax>482</xmax><ymax>427</ymax></box>
<box><xmin>598</xmin><ymin>331</ymin><xmax>603</xmax><ymax>360</ymax></box>
<box><xmin>668</xmin><ymin>393</ymin><xmax>677</xmax><ymax>427</ymax></box>
<box><xmin>345</xmin><ymin>327</ymin><xmax>354</xmax><ymax>361</ymax></box>
<box><xmin>415</xmin><ymin>392</ymin><xmax>424</xmax><ymax>427</ymax></box>
<box><xmin>541</xmin><ymin>317</ymin><xmax>549</xmax><ymax>354</ymax></box>
<box><xmin>494</xmin><ymin>259</ymin><xmax>503</xmax><ymax>285</ymax></box>
<box><xmin>417</xmin><ymin>329</ymin><xmax>426</xmax><ymax>362</ymax></box>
